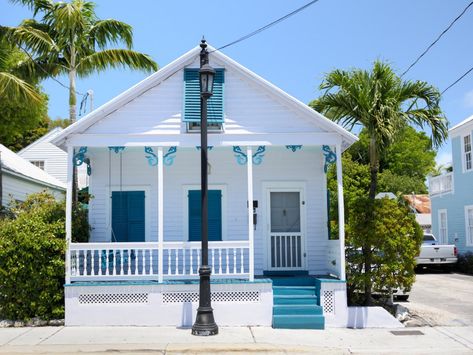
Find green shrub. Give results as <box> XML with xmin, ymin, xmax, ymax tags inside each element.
<box><xmin>72</xmin><ymin>204</ymin><xmax>90</xmax><ymax>243</ymax></box>
<box><xmin>346</xmin><ymin>197</ymin><xmax>423</xmax><ymax>305</ymax></box>
<box><xmin>0</xmin><ymin>192</ymin><xmax>66</xmax><ymax>320</ymax></box>
<box><xmin>457</xmin><ymin>252</ymin><xmax>473</xmax><ymax>275</ymax></box>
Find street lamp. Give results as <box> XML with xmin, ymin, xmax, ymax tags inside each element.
<box><xmin>192</xmin><ymin>38</ymin><xmax>219</xmax><ymax>336</ymax></box>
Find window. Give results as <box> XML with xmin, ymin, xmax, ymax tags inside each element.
<box><xmin>466</xmin><ymin>206</ymin><xmax>473</xmax><ymax>246</ymax></box>
<box><xmin>111</xmin><ymin>191</ymin><xmax>145</xmax><ymax>242</ymax></box>
<box><xmin>183</xmin><ymin>68</ymin><xmax>224</xmax><ymax>125</ymax></box>
<box><xmin>30</xmin><ymin>160</ymin><xmax>45</xmax><ymax>170</ymax></box>
<box><xmin>187</xmin><ymin>121</ymin><xmax>223</xmax><ymax>133</ymax></box>
<box><xmin>464</xmin><ymin>134</ymin><xmax>472</xmax><ymax>171</ymax></box>
<box><xmin>188</xmin><ymin>190</ymin><xmax>222</xmax><ymax>241</ymax></box>
<box><xmin>438</xmin><ymin>209</ymin><xmax>448</xmax><ymax>244</ymax></box>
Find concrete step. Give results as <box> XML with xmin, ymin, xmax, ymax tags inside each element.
<box><xmin>273</xmin><ymin>295</ymin><xmax>318</xmax><ymax>305</ymax></box>
<box><xmin>273</xmin><ymin>286</ymin><xmax>316</xmax><ymax>296</ymax></box>
<box><xmin>271</xmin><ymin>277</ymin><xmax>316</xmax><ymax>287</ymax></box>
<box><xmin>273</xmin><ymin>304</ymin><xmax>323</xmax><ymax>316</ymax></box>
<box><xmin>272</xmin><ymin>314</ymin><xmax>325</xmax><ymax>329</ymax></box>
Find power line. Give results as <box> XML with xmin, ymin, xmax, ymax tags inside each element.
<box><xmin>441</xmin><ymin>65</ymin><xmax>473</xmax><ymax>95</ymax></box>
<box><xmin>401</xmin><ymin>1</ymin><xmax>473</xmax><ymax>77</ymax></box>
<box><xmin>211</xmin><ymin>0</ymin><xmax>320</xmax><ymax>52</ymax></box>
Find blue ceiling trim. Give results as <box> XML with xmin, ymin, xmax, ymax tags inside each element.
<box><xmin>286</xmin><ymin>145</ymin><xmax>302</xmax><ymax>152</ymax></box>
<box><xmin>164</xmin><ymin>146</ymin><xmax>177</xmax><ymax>166</ymax></box>
<box><xmin>322</xmin><ymin>145</ymin><xmax>337</xmax><ymax>173</ymax></box>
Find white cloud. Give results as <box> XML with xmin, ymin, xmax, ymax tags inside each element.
<box><xmin>464</xmin><ymin>90</ymin><xmax>473</xmax><ymax>108</ymax></box>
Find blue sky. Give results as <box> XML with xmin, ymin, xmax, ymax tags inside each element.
<box><xmin>2</xmin><ymin>0</ymin><xmax>473</xmax><ymax>165</ymax></box>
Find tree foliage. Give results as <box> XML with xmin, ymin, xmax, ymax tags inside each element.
<box><xmin>346</xmin><ymin>197</ymin><xmax>423</xmax><ymax>304</ymax></box>
<box><xmin>0</xmin><ymin>193</ymin><xmax>65</xmax><ymax>320</ymax></box>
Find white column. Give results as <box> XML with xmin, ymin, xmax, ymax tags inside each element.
<box><xmin>247</xmin><ymin>147</ymin><xmax>254</xmax><ymax>281</ymax></box>
<box><xmin>65</xmin><ymin>146</ymin><xmax>74</xmax><ymax>284</ymax></box>
<box><xmin>335</xmin><ymin>144</ymin><xmax>346</xmax><ymax>280</ymax></box>
<box><xmin>157</xmin><ymin>147</ymin><xmax>164</xmax><ymax>283</ymax></box>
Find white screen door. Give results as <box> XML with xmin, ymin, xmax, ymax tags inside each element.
<box><xmin>268</xmin><ymin>191</ymin><xmax>305</xmax><ymax>270</ymax></box>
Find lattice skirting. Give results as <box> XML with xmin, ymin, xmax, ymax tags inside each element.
<box><xmin>79</xmin><ymin>293</ymin><xmax>149</xmax><ymax>304</ymax></box>
<box><xmin>162</xmin><ymin>291</ymin><xmax>260</xmax><ymax>303</ymax></box>
<box><xmin>322</xmin><ymin>290</ymin><xmax>335</xmax><ymax>314</ymax></box>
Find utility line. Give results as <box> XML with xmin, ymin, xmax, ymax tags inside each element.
<box><xmin>211</xmin><ymin>0</ymin><xmax>320</xmax><ymax>52</ymax></box>
<box><xmin>441</xmin><ymin>65</ymin><xmax>473</xmax><ymax>95</ymax></box>
<box><xmin>401</xmin><ymin>1</ymin><xmax>473</xmax><ymax>77</ymax></box>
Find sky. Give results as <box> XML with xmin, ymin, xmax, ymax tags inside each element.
<box><xmin>1</xmin><ymin>0</ymin><xmax>473</xmax><ymax>166</ymax></box>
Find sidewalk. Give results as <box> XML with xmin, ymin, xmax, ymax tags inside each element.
<box><xmin>0</xmin><ymin>325</ymin><xmax>472</xmax><ymax>354</ymax></box>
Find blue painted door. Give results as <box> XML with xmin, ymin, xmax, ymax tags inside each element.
<box><xmin>188</xmin><ymin>190</ymin><xmax>222</xmax><ymax>241</ymax></box>
<box><xmin>111</xmin><ymin>191</ymin><xmax>145</xmax><ymax>242</ymax></box>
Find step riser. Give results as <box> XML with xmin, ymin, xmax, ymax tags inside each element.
<box><xmin>273</xmin><ymin>288</ymin><xmax>316</xmax><ymax>296</ymax></box>
<box><xmin>273</xmin><ymin>315</ymin><xmax>325</xmax><ymax>330</ymax></box>
<box><xmin>274</xmin><ymin>297</ymin><xmax>317</xmax><ymax>305</ymax></box>
<box><xmin>273</xmin><ymin>306</ymin><xmax>323</xmax><ymax>316</ymax></box>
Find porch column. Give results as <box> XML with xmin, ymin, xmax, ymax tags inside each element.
<box><xmin>247</xmin><ymin>146</ymin><xmax>254</xmax><ymax>281</ymax></box>
<box><xmin>65</xmin><ymin>146</ymin><xmax>74</xmax><ymax>284</ymax></box>
<box><xmin>335</xmin><ymin>144</ymin><xmax>346</xmax><ymax>280</ymax></box>
<box><xmin>157</xmin><ymin>147</ymin><xmax>164</xmax><ymax>283</ymax></box>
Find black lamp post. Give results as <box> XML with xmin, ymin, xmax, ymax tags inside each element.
<box><xmin>191</xmin><ymin>38</ymin><xmax>219</xmax><ymax>336</ymax></box>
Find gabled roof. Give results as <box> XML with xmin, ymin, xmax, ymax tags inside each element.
<box><xmin>0</xmin><ymin>144</ymin><xmax>66</xmax><ymax>190</ymax></box>
<box><xmin>18</xmin><ymin>127</ymin><xmax>63</xmax><ymax>154</ymax></box>
<box><xmin>450</xmin><ymin>114</ymin><xmax>473</xmax><ymax>136</ymax></box>
<box><xmin>52</xmin><ymin>45</ymin><xmax>358</xmax><ymax>149</ymax></box>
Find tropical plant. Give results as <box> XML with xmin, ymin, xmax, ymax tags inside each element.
<box><xmin>311</xmin><ymin>60</ymin><xmax>448</xmax><ymax>200</ymax></box>
<box><xmin>312</xmin><ymin>61</ymin><xmax>448</xmax><ymax>305</ymax></box>
<box><xmin>7</xmin><ymin>0</ymin><xmax>158</xmax><ymax>122</ymax></box>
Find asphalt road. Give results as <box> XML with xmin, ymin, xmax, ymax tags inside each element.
<box><xmin>403</xmin><ymin>271</ymin><xmax>473</xmax><ymax>326</ymax></box>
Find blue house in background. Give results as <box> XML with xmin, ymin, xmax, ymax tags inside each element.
<box><xmin>430</xmin><ymin>114</ymin><xmax>473</xmax><ymax>254</ymax></box>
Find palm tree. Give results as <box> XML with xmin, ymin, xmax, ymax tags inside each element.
<box><xmin>310</xmin><ymin>61</ymin><xmax>448</xmax><ymax>305</ymax></box>
<box><xmin>311</xmin><ymin>61</ymin><xmax>448</xmax><ymax>200</ymax></box>
<box><xmin>10</xmin><ymin>0</ymin><xmax>158</xmax><ymax>122</ymax></box>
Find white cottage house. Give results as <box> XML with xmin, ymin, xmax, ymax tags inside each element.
<box><xmin>52</xmin><ymin>45</ymin><xmax>357</xmax><ymax>329</ymax></box>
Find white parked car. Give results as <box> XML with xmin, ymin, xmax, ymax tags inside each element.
<box><xmin>415</xmin><ymin>233</ymin><xmax>458</xmax><ymax>268</ymax></box>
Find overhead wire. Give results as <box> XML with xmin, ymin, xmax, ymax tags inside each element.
<box><xmin>401</xmin><ymin>1</ymin><xmax>473</xmax><ymax>77</ymax></box>
<box><xmin>210</xmin><ymin>0</ymin><xmax>320</xmax><ymax>53</ymax></box>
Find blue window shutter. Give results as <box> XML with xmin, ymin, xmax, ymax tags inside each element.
<box><xmin>183</xmin><ymin>68</ymin><xmax>224</xmax><ymax>123</ymax></box>
<box><xmin>188</xmin><ymin>190</ymin><xmax>222</xmax><ymax>241</ymax></box>
<box><xmin>111</xmin><ymin>191</ymin><xmax>145</xmax><ymax>242</ymax></box>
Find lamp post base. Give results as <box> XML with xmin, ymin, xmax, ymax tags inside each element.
<box><xmin>192</xmin><ymin>266</ymin><xmax>218</xmax><ymax>336</ymax></box>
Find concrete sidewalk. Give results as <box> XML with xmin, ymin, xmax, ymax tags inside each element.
<box><xmin>0</xmin><ymin>326</ymin><xmax>472</xmax><ymax>354</ymax></box>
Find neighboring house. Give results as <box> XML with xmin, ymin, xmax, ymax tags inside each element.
<box><xmin>52</xmin><ymin>44</ymin><xmax>357</xmax><ymax>329</ymax></box>
<box><xmin>18</xmin><ymin>127</ymin><xmax>88</xmax><ymax>189</ymax></box>
<box><xmin>430</xmin><ymin>114</ymin><xmax>473</xmax><ymax>253</ymax></box>
<box><xmin>0</xmin><ymin>144</ymin><xmax>66</xmax><ymax>206</ymax></box>
<box><xmin>403</xmin><ymin>194</ymin><xmax>431</xmax><ymax>233</ymax></box>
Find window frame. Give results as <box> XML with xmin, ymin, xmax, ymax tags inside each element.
<box><xmin>183</xmin><ymin>184</ymin><xmax>227</xmax><ymax>242</ymax></box>
<box><xmin>465</xmin><ymin>205</ymin><xmax>473</xmax><ymax>247</ymax></box>
<box><xmin>30</xmin><ymin>160</ymin><xmax>45</xmax><ymax>170</ymax></box>
<box><xmin>462</xmin><ymin>133</ymin><xmax>472</xmax><ymax>173</ymax></box>
<box><xmin>186</xmin><ymin>121</ymin><xmax>224</xmax><ymax>133</ymax></box>
<box><xmin>438</xmin><ymin>209</ymin><xmax>448</xmax><ymax>244</ymax></box>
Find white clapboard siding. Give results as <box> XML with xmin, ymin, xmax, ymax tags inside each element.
<box><xmin>87</xmin><ymin>146</ymin><xmax>329</xmax><ymax>276</ymax></box>
<box><xmin>2</xmin><ymin>172</ymin><xmax>64</xmax><ymax>205</ymax></box>
<box><xmin>18</xmin><ymin>128</ymin><xmax>88</xmax><ymax>187</ymax></box>
<box><xmin>81</xmin><ymin>56</ymin><xmax>323</xmax><ymax>136</ymax></box>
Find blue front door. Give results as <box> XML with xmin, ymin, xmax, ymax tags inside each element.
<box><xmin>188</xmin><ymin>190</ymin><xmax>222</xmax><ymax>241</ymax></box>
<box><xmin>111</xmin><ymin>191</ymin><xmax>145</xmax><ymax>242</ymax></box>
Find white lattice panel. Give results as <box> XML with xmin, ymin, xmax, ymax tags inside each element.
<box><xmin>79</xmin><ymin>293</ymin><xmax>149</xmax><ymax>304</ymax></box>
<box><xmin>323</xmin><ymin>290</ymin><xmax>335</xmax><ymax>314</ymax></box>
<box><xmin>162</xmin><ymin>291</ymin><xmax>260</xmax><ymax>304</ymax></box>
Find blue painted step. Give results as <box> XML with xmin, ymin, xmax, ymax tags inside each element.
<box><xmin>273</xmin><ymin>304</ymin><xmax>323</xmax><ymax>316</ymax></box>
<box><xmin>273</xmin><ymin>314</ymin><xmax>325</xmax><ymax>329</ymax></box>
<box><xmin>270</xmin><ymin>277</ymin><xmax>324</xmax><ymax>330</ymax></box>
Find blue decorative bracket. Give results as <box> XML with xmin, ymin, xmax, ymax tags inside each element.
<box><xmin>164</xmin><ymin>146</ymin><xmax>177</xmax><ymax>166</ymax></box>
<box><xmin>108</xmin><ymin>146</ymin><xmax>125</xmax><ymax>154</ymax></box>
<box><xmin>232</xmin><ymin>146</ymin><xmax>266</xmax><ymax>165</ymax></box>
<box><xmin>196</xmin><ymin>146</ymin><xmax>213</xmax><ymax>150</ymax></box>
<box><xmin>144</xmin><ymin>146</ymin><xmax>158</xmax><ymax>166</ymax></box>
<box><xmin>73</xmin><ymin>147</ymin><xmax>91</xmax><ymax>175</ymax></box>
<box><xmin>286</xmin><ymin>145</ymin><xmax>302</xmax><ymax>152</ymax></box>
<box><xmin>322</xmin><ymin>145</ymin><xmax>337</xmax><ymax>173</ymax></box>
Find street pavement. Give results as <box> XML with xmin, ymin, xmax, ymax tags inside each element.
<box><xmin>0</xmin><ymin>325</ymin><xmax>472</xmax><ymax>354</ymax></box>
<box><xmin>403</xmin><ymin>272</ymin><xmax>473</xmax><ymax>326</ymax></box>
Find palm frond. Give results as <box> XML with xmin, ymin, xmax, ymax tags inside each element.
<box><xmin>89</xmin><ymin>19</ymin><xmax>133</xmax><ymax>49</ymax></box>
<box><xmin>0</xmin><ymin>71</ymin><xmax>43</xmax><ymax>103</ymax></box>
<box><xmin>77</xmin><ymin>48</ymin><xmax>157</xmax><ymax>76</ymax></box>
<box><xmin>0</xmin><ymin>25</ymin><xmax>55</xmax><ymax>55</ymax></box>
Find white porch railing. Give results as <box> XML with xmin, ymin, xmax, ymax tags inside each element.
<box><xmin>429</xmin><ymin>173</ymin><xmax>453</xmax><ymax>196</ymax></box>
<box><xmin>69</xmin><ymin>241</ymin><xmax>250</xmax><ymax>282</ymax></box>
